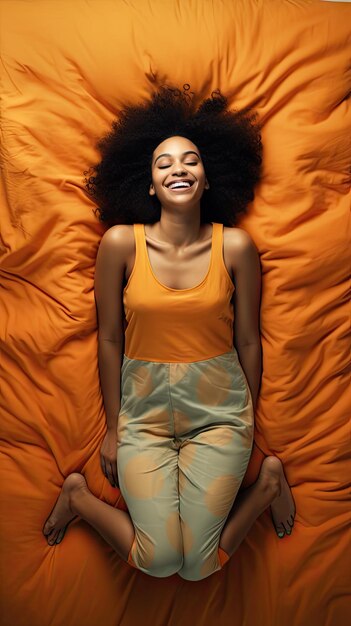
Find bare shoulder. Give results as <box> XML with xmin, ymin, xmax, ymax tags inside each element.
<box><xmin>223</xmin><ymin>226</ymin><xmax>260</xmax><ymax>274</ymax></box>
<box><xmin>97</xmin><ymin>224</ymin><xmax>135</xmax><ymax>262</ymax></box>
<box><xmin>94</xmin><ymin>225</ymin><xmax>135</xmax><ymax>286</ymax></box>
<box><xmin>223</xmin><ymin>226</ymin><xmax>256</xmax><ymax>249</ymax></box>
<box><xmin>223</xmin><ymin>226</ymin><xmax>258</xmax><ymax>255</ymax></box>
<box><xmin>99</xmin><ymin>224</ymin><xmax>134</xmax><ymax>249</ymax></box>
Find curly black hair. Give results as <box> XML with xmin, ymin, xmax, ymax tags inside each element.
<box><xmin>83</xmin><ymin>83</ymin><xmax>263</xmax><ymax>227</ymax></box>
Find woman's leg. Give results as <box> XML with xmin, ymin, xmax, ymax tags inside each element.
<box><xmin>173</xmin><ymin>350</ymin><xmax>295</xmax><ymax>581</ymax></box>
<box><xmin>116</xmin><ymin>421</ymin><xmax>183</xmax><ymax>577</ymax></box>
<box><xmin>177</xmin><ymin>426</ymin><xmax>254</xmax><ymax>581</ymax></box>
<box><xmin>44</xmin><ymin>357</ymin><xmax>183</xmax><ymax>578</ymax></box>
<box><xmin>219</xmin><ymin>455</ymin><xmax>295</xmax><ymax>558</ymax></box>
<box><xmin>116</xmin><ymin>361</ymin><xmax>184</xmax><ymax>577</ymax></box>
<box><xmin>42</xmin><ymin>432</ymin><xmax>183</xmax><ymax>574</ymax></box>
<box><xmin>42</xmin><ymin>473</ymin><xmax>135</xmax><ymax>561</ymax></box>
<box><xmin>177</xmin><ymin>441</ymin><xmax>295</xmax><ymax>580</ymax></box>
<box><xmin>42</xmin><ymin>424</ymin><xmax>183</xmax><ymax>577</ymax></box>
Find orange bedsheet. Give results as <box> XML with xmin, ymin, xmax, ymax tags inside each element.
<box><xmin>0</xmin><ymin>1</ymin><xmax>350</xmax><ymax>625</ymax></box>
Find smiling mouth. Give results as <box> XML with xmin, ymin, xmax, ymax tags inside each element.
<box><xmin>164</xmin><ymin>182</ymin><xmax>196</xmax><ymax>192</ymax></box>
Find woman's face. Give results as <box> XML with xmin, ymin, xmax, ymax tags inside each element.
<box><xmin>149</xmin><ymin>136</ymin><xmax>209</xmax><ymax>209</ymax></box>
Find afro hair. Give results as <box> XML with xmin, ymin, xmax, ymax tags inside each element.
<box><xmin>83</xmin><ymin>83</ymin><xmax>263</xmax><ymax>227</ymax></box>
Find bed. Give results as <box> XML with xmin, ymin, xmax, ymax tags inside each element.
<box><xmin>1</xmin><ymin>1</ymin><xmax>350</xmax><ymax>625</ymax></box>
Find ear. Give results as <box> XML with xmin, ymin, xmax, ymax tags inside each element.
<box><xmin>149</xmin><ymin>183</ymin><xmax>155</xmax><ymax>196</ymax></box>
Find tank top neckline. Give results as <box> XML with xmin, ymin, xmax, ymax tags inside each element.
<box><xmin>141</xmin><ymin>222</ymin><xmax>218</xmax><ymax>293</ymax></box>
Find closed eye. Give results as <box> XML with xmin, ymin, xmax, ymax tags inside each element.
<box><xmin>158</xmin><ymin>162</ymin><xmax>198</xmax><ymax>169</ymax></box>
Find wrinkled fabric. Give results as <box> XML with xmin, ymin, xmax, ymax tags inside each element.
<box><xmin>1</xmin><ymin>1</ymin><xmax>350</xmax><ymax>625</ymax></box>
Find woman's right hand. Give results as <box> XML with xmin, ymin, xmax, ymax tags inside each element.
<box><xmin>100</xmin><ymin>428</ymin><xmax>119</xmax><ymax>488</ymax></box>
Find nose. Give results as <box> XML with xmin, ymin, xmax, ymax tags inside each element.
<box><xmin>172</xmin><ymin>164</ymin><xmax>187</xmax><ymax>175</ymax></box>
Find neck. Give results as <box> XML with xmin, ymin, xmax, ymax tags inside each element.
<box><xmin>148</xmin><ymin>212</ymin><xmax>208</xmax><ymax>248</ymax></box>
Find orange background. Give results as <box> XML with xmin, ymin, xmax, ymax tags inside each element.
<box><xmin>0</xmin><ymin>1</ymin><xmax>350</xmax><ymax>625</ymax></box>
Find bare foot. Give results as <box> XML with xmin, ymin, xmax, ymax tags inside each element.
<box><xmin>258</xmin><ymin>456</ymin><xmax>296</xmax><ymax>538</ymax></box>
<box><xmin>43</xmin><ymin>473</ymin><xmax>88</xmax><ymax>546</ymax></box>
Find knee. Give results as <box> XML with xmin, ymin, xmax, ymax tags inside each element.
<box><xmin>177</xmin><ymin>565</ymin><xmax>206</xmax><ymax>582</ymax></box>
<box><xmin>177</xmin><ymin>550</ymin><xmax>224</xmax><ymax>581</ymax></box>
<box><xmin>141</xmin><ymin>551</ymin><xmax>183</xmax><ymax>578</ymax></box>
<box><xmin>147</xmin><ymin>551</ymin><xmax>184</xmax><ymax>578</ymax></box>
<box><xmin>130</xmin><ymin>544</ymin><xmax>183</xmax><ymax>578</ymax></box>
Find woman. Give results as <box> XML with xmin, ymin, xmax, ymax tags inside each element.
<box><xmin>43</xmin><ymin>84</ymin><xmax>295</xmax><ymax>581</ymax></box>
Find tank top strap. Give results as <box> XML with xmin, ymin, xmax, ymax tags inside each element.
<box><xmin>133</xmin><ymin>223</ymin><xmax>143</xmax><ymax>249</ymax></box>
<box><xmin>211</xmin><ymin>222</ymin><xmax>223</xmax><ymax>272</ymax></box>
<box><xmin>133</xmin><ymin>222</ymin><xmax>147</xmax><ymax>268</ymax></box>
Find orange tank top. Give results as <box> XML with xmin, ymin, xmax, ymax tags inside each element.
<box><xmin>123</xmin><ymin>222</ymin><xmax>235</xmax><ymax>362</ymax></box>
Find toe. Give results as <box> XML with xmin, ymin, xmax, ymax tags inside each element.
<box><xmin>276</xmin><ymin>524</ymin><xmax>285</xmax><ymax>538</ymax></box>
<box><xmin>55</xmin><ymin>528</ymin><xmax>65</xmax><ymax>544</ymax></box>
<box><xmin>48</xmin><ymin>530</ymin><xmax>59</xmax><ymax>545</ymax></box>
<box><xmin>43</xmin><ymin>521</ymin><xmax>53</xmax><ymax>536</ymax></box>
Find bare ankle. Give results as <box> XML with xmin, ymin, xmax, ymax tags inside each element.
<box><xmin>65</xmin><ymin>474</ymin><xmax>88</xmax><ymax>515</ymax></box>
<box><xmin>257</xmin><ymin>457</ymin><xmax>283</xmax><ymax>501</ymax></box>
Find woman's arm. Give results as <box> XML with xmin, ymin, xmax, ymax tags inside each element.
<box><xmin>229</xmin><ymin>229</ymin><xmax>262</xmax><ymax>411</ymax></box>
<box><xmin>94</xmin><ymin>226</ymin><xmax>128</xmax><ymax>433</ymax></box>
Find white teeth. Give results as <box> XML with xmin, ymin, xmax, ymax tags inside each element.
<box><xmin>169</xmin><ymin>181</ymin><xmax>191</xmax><ymax>189</ymax></box>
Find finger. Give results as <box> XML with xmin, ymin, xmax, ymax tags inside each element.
<box><xmin>110</xmin><ymin>462</ymin><xmax>118</xmax><ymax>487</ymax></box>
<box><xmin>105</xmin><ymin>465</ymin><xmax>114</xmax><ymax>485</ymax></box>
<box><xmin>101</xmin><ymin>457</ymin><xmax>107</xmax><ymax>479</ymax></box>
<box><xmin>107</xmin><ymin>472</ymin><xmax>114</xmax><ymax>485</ymax></box>
<box><xmin>108</xmin><ymin>463</ymin><xmax>115</xmax><ymax>487</ymax></box>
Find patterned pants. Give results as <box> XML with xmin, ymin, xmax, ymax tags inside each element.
<box><xmin>116</xmin><ymin>348</ymin><xmax>254</xmax><ymax>581</ymax></box>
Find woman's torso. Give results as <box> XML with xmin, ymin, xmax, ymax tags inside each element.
<box><xmin>122</xmin><ymin>222</ymin><xmax>236</xmax><ymax>362</ymax></box>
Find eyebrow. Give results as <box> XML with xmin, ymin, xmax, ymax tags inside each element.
<box><xmin>154</xmin><ymin>150</ymin><xmax>200</xmax><ymax>165</ymax></box>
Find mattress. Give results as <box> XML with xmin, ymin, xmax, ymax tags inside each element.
<box><xmin>0</xmin><ymin>1</ymin><xmax>350</xmax><ymax>625</ymax></box>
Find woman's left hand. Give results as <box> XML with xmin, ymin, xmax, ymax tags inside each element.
<box><xmin>100</xmin><ymin>428</ymin><xmax>119</xmax><ymax>488</ymax></box>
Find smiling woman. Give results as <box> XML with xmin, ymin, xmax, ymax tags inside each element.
<box><xmin>148</xmin><ymin>133</ymin><xmax>210</xmax><ymax>222</ymax></box>
<box><xmin>43</xmin><ymin>83</ymin><xmax>296</xmax><ymax>581</ymax></box>
<box><xmin>83</xmin><ymin>84</ymin><xmax>263</xmax><ymax>227</ymax></box>
<box><xmin>155</xmin><ymin>154</ymin><xmax>199</xmax><ymax>194</ymax></box>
